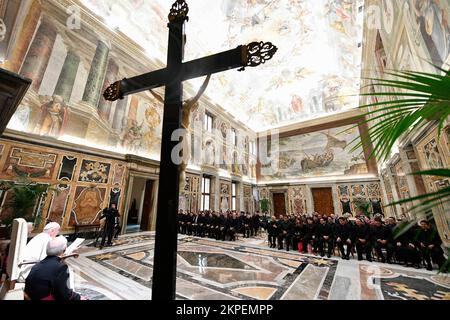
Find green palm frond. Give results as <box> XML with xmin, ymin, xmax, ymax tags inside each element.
<box><xmin>348</xmin><ymin>69</ymin><xmax>450</xmax><ymax>162</ymax></box>
<box><xmin>0</xmin><ymin>179</ymin><xmax>58</xmax><ymax>228</ymax></box>
<box><xmin>353</xmin><ymin>67</ymin><xmax>450</xmax><ymax>273</ymax></box>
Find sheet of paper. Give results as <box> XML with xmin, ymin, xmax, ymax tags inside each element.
<box><xmin>65</xmin><ymin>238</ymin><xmax>85</xmax><ymax>255</ymax></box>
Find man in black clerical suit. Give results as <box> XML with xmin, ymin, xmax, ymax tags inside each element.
<box><xmin>394</xmin><ymin>220</ymin><xmax>421</xmax><ymax>268</ymax></box>
<box><xmin>100</xmin><ymin>203</ymin><xmax>120</xmax><ymax>248</ymax></box>
<box><xmin>197</xmin><ymin>212</ymin><xmax>206</xmax><ymax>237</ymax></box>
<box><xmin>416</xmin><ymin>220</ymin><xmax>446</xmax><ymax>271</ymax></box>
<box><xmin>302</xmin><ymin>217</ymin><xmax>317</xmax><ymax>254</ymax></box>
<box><xmin>177</xmin><ymin>210</ymin><xmax>184</xmax><ymax>234</ymax></box>
<box><xmin>292</xmin><ymin>218</ymin><xmax>304</xmax><ymax>252</ymax></box>
<box><xmin>267</xmin><ymin>216</ymin><xmax>279</xmax><ymax>248</ymax></box>
<box><xmin>217</xmin><ymin>213</ymin><xmax>227</xmax><ymax>241</ymax></box>
<box><xmin>243</xmin><ymin>213</ymin><xmax>252</xmax><ymax>238</ymax></box>
<box><xmin>25</xmin><ymin>238</ymin><xmax>84</xmax><ymax>300</ymax></box>
<box><xmin>371</xmin><ymin>216</ymin><xmax>394</xmax><ymax>263</ymax></box>
<box><xmin>277</xmin><ymin>215</ymin><xmax>293</xmax><ymax>251</ymax></box>
<box><xmin>252</xmin><ymin>213</ymin><xmax>261</xmax><ymax>237</ymax></box>
<box><xmin>186</xmin><ymin>212</ymin><xmax>195</xmax><ymax>236</ymax></box>
<box><xmin>334</xmin><ymin>216</ymin><xmax>353</xmax><ymax>260</ymax></box>
<box><xmin>227</xmin><ymin>214</ymin><xmax>238</xmax><ymax>241</ymax></box>
<box><xmin>316</xmin><ymin>217</ymin><xmax>334</xmax><ymax>258</ymax></box>
<box><xmin>353</xmin><ymin>218</ymin><xmax>372</xmax><ymax>261</ymax></box>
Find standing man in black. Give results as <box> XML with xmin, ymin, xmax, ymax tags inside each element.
<box><xmin>302</xmin><ymin>217</ymin><xmax>316</xmax><ymax>254</ymax></box>
<box><xmin>252</xmin><ymin>213</ymin><xmax>261</xmax><ymax>237</ymax></box>
<box><xmin>99</xmin><ymin>203</ymin><xmax>120</xmax><ymax>249</ymax></box>
<box><xmin>267</xmin><ymin>216</ymin><xmax>279</xmax><ymax>248</ymax></box>
<box><xmin>25</xmin><ymin>238</ymin><xmax>85</xmax><ymax>300</ymax></box>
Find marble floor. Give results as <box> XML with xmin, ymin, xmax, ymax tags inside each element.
<box><xmin>67</xmin><ymin>232</ymin><xmax>450</xmax><ymax>300</ymax></box>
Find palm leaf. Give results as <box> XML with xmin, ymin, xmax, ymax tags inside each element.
<box><xmin>350</xmin><ymin>67</ymin><xmax>450</xmax><ymax>161</ymax></box>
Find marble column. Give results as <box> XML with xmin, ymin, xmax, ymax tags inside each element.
<box><xmin>98</xmin><ymin>59</ymin><xmax>119</xmax><ymax>121</ymax></box>
<box><xmin>399</xmin><ymin>149</ymin><xmax>426</xmax><ymax>220</ymax></box>
<box><xmin>112</xmin><ymin>96</ymin><xmax>128</xmax><ymax>131</ymax></box>
<box><xmin>20</xmin><ymin>16</ymin><xmax>57</xmax><ymax>92</ymax></box>
<box><xmin>53</xmin><ymin>49</ymin><xmax>80</xmax><ymax>103</ymax></box>
<box><xmin>239</xmin><ymin>182</ymin><xmax>244</xmax><ymax>213</ymax></box>
<box><xmin>82</xmin><ymin>40</ymin><xmax>110</xmax><ymax>108</ymax></box>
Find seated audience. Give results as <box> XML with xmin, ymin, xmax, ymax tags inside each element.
<box><xmin>176</xmin><ymin>210</ymin><xmax>448</xmax><ymax>273</ymax></box>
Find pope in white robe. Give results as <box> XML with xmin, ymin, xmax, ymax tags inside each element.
<box><xmin>19</xmin><ymin>222</ymin><xmax>61</xmax><ymax>281</ymax></box>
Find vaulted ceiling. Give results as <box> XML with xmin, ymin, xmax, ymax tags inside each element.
<box><xmin>82</xmin><ymin>0</ymin><xmax>364</xmax><ymax>132</ymax></box>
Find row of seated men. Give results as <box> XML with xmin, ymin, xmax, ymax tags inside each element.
<box><xmin>267</xmin><ymin>214</ymin><xmax>447</xmax><ymax>271</ymax></box>
<box><xmin>177</xmin><ymin>210</ymin><xmax>263</xmax><ymax>241</ymax></box>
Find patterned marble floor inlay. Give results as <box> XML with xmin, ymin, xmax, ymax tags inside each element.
<box><xmin>69</xmin><ymin>232</ymin><xmax>450</xmax><ymax>300</ymax></box>
<box><xmin>178</xmin><ymin>251</ymin><xmax>258</xmax><ymax>270</ymax></box>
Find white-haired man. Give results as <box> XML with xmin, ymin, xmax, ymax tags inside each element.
<box><xmin>25</xmin><ymin>237</ymin><xmax>85</xmax><ymax>300</ymax></box>
<box><xmin>19</xmin><ymin>222</ymin><xmax>61</xmax><ymax>280</ymax></box>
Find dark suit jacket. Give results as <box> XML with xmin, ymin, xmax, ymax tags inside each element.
<box><xmin>25</xmin><ymin>256</ymin><xmax>81</xmax><ymax>300</ymax></box>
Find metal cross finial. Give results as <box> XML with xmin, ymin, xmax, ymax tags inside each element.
<box><xmin>168</xmin><ymin>0</ymin><xmax>189</xmax><ymax>23</ymax></box>
<box><xmin>104</xmin><ymin>81</ymin><xmax>123</xmax><ymax>101</ymax></box>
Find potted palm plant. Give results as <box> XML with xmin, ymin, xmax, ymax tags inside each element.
<box><xmin>0</xmin><ymin>179</ymin><xmax>55</xmax><ymax>239</ymax></box>
<box><xmin>353</xmin><ymin>198</ymin><xmax>372</xmax><ymax>218</ymax></box>
<box><xmin>351</xmin><ymin>66</ymin><xmax>450</xmax><ymax>272</ymax></box>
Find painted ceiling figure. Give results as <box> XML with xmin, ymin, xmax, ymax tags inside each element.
<box><xmin>413</xmin><ymin>0</ymin><xmax>450</xmax><ymax>66</ymax></box>
<box><xmin>121</xmin><ymin>120</ymin><xmax>144</xmax><ymax>153</ymax></box>
<box><xmin>149</xmin><ymin>75</ymin><xmax>211</xmax><ymax>191</ymax></box>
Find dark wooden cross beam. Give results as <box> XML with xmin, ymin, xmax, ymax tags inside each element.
<box><xmin>104</xmin><ymin>0</ymin><xmax>277</xmax><ymax>301</ymax></box>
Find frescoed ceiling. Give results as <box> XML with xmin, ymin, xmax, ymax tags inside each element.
<box><xmin>81</xmin><ymin>0</ymin><xmax>364</xmax><ymax>132</ymax></box>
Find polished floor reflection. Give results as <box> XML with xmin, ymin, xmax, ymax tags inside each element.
<box><xmin>67</xmin><ymin>232</ymin><xmax>450</xmax><ymax>300</ymax></box>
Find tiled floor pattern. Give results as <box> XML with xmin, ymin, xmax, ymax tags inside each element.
<box><xmin>67</xmin><ymin>232</ymin><xmax>450</xmax><ymax>300</ymax></box>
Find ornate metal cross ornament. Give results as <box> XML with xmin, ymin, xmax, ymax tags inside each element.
<box><xmin>103</xmin><ymin>80</ymin><xmax>122</xmax><ymax>101</ymax></box>
<box><xmin>168</xmin><ymin>0</ymin><xmax>189</xmax><ymax>23</ymax></box>
<box><xmin>103</xmin><ymin>0</ymin><xmax>277</xmax><ymax>300</ymax></box>
<box><xmin>240</xmin><ymin>41</ymin><xmax>278</xmax><ymax>71</ymax></box>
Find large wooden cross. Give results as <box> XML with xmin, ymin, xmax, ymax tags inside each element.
<box><xmin>103</xmin><ymin>0</ymin><xmax>277</xmax><ymax>300</ymax></box>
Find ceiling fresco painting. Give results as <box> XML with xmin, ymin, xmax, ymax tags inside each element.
<box><xmin>81</xmin><ymin>0</ymin><xmax>365</xmax><ymax>131</ymax></box>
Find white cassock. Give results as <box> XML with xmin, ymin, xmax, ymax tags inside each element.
<box><xmin>19</xmin><ymin>233</ymin><xmax>52</xmax><ymax>281</ymax></box>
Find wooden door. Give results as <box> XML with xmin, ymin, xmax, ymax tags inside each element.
<box><xmin>272</xmin><ymin>193</ymin><xmax>286</xmax><ymax>218</ymax></box>
<box><xmin>140</xmin><ymin>180</ymin><xmax>154</xmax><ymax>231</ymax></box>
<box><xmin>312</xmin><ymin>188</ymin><xmax>334</xmax><ymax>216</ymax></box>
